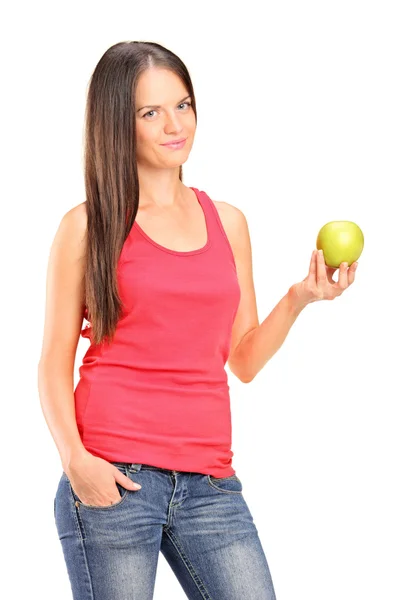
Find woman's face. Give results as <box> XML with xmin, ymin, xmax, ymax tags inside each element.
<box><xmin>135</xmin><ymin>67</ymin><xmax>196</xmax><ymax>169</ymax></box>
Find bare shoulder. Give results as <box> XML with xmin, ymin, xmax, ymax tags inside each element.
<box><xmin>211</xmin><ymin>200</ymin><xmax>248</xmax><ymax>251</ymax></box>
<box><xmin>56</xmin><ymin>202</ymin><xmax>87</xmax><ymax>249</ymax></box>
<box><xmin>65</xmin><ymin>201</ymin><xmax>87</xmax><ymax>235</ymax></box>
<box><xmin>212</xmin><ymin>199</ymin><xmax>243</xmax><ymax>219</ymax></box>
<box><xmin>49</xmin><ymin>201</ymin><xmax>88</xmax><ymax>271</ymax></box>
<box><xmin>71</xmin><ymin>200</ymin><xmax>87</xmax><ymax>220</ymax></box>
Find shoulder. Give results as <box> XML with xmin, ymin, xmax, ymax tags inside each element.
<box><xmin>62</xmin><ymin>201</ymin><xmax>87</xmax><ymax>238</ymax></box>
<box><xmin>53</xmin><ymin>202</ymin><xmax>87</xmax><ymax>256</ymax></box>
<box><xmin>66</xmin><ymin>201</ymin><xmax>87</xmax><ymax>229</ymax></box>
<box><xmin>210</xmin><ymin>199</ymin><xmax>249</xmax><ymax>252</ymax></box>
<box><xmin>212</xmin><ymin>199</ymin><xmax>245</xmax><ymax>222</ymax></box>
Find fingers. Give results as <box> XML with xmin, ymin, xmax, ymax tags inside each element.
<box><xmin>334</xmin><ymin>260</ymin><xmax>358</xmax><ymax>294</ymax></box>
<box><xmin>338</xmin><ymin>261</ymin><xmax>349</xmax><ymax>289</ymax></box>
<box><xmin>113</xmin><ymin>466</ymin><xmax>141</xmax><ymax>490</ymax></box>
<box><xmin>309</xmin><ymin>249</ymin><xmax>358</xmax><ymax>301</ymax></box>
<box><xmin>338</xmin><ymin>260</ymin><xmax>358</xmax><ymax>288</ymax></box>
<box><xmin>316</xmin><ymin>249</ymin><xmax>327</xmax><ymax>283</ymax></box>
<box><xmin>347</xmin><ymin>261</ymin><xmax>358</xmax><ymax>285</ymax></box>
<box><xmin>309</xmin><ymin>250</ymin><xmax>317</xmax><ymax>274</ymax></box>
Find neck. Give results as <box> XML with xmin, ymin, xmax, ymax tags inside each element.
<box><xmin>137</xmin><ymin>167</ymin><xmax>185</xmax><ymax>209</ymax></box>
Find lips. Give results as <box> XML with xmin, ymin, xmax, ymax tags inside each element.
<box><xmin>161</xmin><ymin>138</ymin><xmax>187</xmax><ymax>146</ymax></box>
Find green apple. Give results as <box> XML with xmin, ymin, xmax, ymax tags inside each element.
<box><xmin>316</xmin><ymin>221</ymin><xmax>364</xmax><ymax>268</ymax></box>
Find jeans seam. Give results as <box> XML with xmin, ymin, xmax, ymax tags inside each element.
<box><xmin>68</xmin><ymin>479</ymin><xmax>87</xmax><ymax>541</ymax></box>
<box><xmin>163</xmin><ymin>528</ymin><xmax>212</xmax><ymax>600</ymax></box>
<box><xmin>71</xmin><ymin>504</ymin><xmax>95</xmax><ymax>599</ymax></box>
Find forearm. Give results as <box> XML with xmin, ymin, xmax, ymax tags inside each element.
<box><xmin>37</xmin><ymin>360</ymin><xmax>88</xmax><ymax>470</ymax></box>
<box><xmin>233</xmin><ymin>286</ymin><xmax>308</xmax><ymax>383</ymax></box>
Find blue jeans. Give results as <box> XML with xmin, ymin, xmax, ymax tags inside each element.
<box><xmin>54</xmin><ymin>461</ymin><xmax>277</xmax><ymax>599</ymax></box>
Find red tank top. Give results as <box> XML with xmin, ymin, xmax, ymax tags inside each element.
<box><xmin>74</xmin><ymin>187</ymin><xmax>241</xmax><ymax>477</ymax></box>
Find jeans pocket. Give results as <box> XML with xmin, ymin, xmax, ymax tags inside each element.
<box><xmin>69</xmin><ymin>461</ymin><xmax>130</xmax><ymax>510</ymax></box>
<box><xmin>207</xmin><ymin>474</ymin><xmax>243</xmax><ymax>494</ymax></box>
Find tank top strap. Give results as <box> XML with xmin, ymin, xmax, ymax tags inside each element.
<box><xmin>192</xmin><ymin>187</ymin><xmax>236</xmax><ymax>262</ymax></box>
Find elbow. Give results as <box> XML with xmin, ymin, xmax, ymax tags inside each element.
<box><xmin>229</xmin><ymin>363</ymin><xmax>253</xmax><ymax>384</ymax></box>
<box><xmin>229</xmin><ymin>350</ymin><xmax>255</xmax><ymax>383</ymax></box>
<box><xmin>238</xmin><ymin>368</ymin><xmax>255</xmax><ymax>383</ymax></box>
<box><xmin>229</xmin><ymin>360</ymin><xmax>255</xmax><ymax>384</ymax></box>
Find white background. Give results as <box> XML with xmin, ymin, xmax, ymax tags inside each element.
<box><xmin>2</xmin><ymin>1</ymin><xmax>399</xmax><ymax>598</ymax></box>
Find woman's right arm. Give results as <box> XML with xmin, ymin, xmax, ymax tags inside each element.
<box><xmin>37</xmin><ymin>204</ymin><xmax>142</xmax><ymax>504</ymax></box>
<box><xmin>37</xmin><ymin>202</ymin><xmax>89</xmax><ymax>472</ymax></box>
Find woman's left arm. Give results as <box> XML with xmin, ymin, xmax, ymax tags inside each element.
<box><xmin>226</xmin><ymin>206</ymin><xmax>358</xmax><ymax>383</ymax></box>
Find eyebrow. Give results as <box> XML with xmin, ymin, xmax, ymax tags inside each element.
<box><xmin>136</xmin><ymin>94</ymin><xmax>191</xmax><ymax>113</ymax></box>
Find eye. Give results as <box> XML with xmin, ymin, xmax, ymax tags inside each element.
<box><xmin>143</xmin><ymin>109</ymin><xmax>156</xmax><ymax>119</ymax></box>
<box><xmin>143</xmin><ymin>101</ymin><xmax>192</xmax><ymax>119</ymax></box>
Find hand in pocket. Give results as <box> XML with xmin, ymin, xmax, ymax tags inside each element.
<box><xmin>65</xmin><ymin>452</ymin><xmax>141</xmax><ymax>507</ymax></box>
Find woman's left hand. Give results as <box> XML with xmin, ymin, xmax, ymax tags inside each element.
<box><xmin>290</xmin><ymin>249</ymin><xmax>358</xmax><ymax>308</ymax></box>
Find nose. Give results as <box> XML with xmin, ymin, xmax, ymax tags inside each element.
<box><xmin>164</xmin><ymin>110</ymin><xmax>184</xmax><ymax>135</ymax></box>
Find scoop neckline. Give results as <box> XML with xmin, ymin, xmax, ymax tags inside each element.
<box><xmin>133</xmin><ymin>187</ymin><xmax>212</xmax><ymax>256</ymax></box>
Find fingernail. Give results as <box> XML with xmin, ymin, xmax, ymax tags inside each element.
<box><xmin>133</xmin><ymin>483</ymin><xmax>141</xmax><ymax>490</ymax></box>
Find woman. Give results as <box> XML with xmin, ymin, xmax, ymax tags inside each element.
<box><xmin>38</xmin><ymin>41</ymin><xmax>357</xmax><ymax>600</ymax></box>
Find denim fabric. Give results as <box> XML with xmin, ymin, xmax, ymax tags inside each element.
<box><xmin>54</xmin><ymin>462</ymin><xmax>277</xmax><ymax>599</ymax></box>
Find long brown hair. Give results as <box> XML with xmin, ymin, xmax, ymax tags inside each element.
<box><xmin>82</xmin><ymin>41</ymin><xmax>197</xmax><ymax>346</ymax></box>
